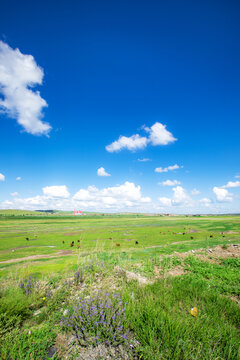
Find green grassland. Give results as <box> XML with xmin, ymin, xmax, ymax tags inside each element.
<box><xmin>0</xmin><ymin>214</ymin><xmax>239</xmax><ymax>359</ymax></box>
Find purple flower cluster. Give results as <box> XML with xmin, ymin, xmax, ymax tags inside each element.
<box><xmin>74</xmin><ymin>269</ymin><xmax>84</xmax><ymax>285</ymax></box>
<box><xmin>60</xmin><ymin>291</ymin><xmax>129</xmax><ymax>347</ymax></box>
<box><xmin>19</xmin><ymin>275</ymin><xmax>37</xmax><ymax>295</ymax></box>
<box><xmin>84</xmin><ymin>258</ymin><xmax>104</xmax><ymax>272</ymax></box>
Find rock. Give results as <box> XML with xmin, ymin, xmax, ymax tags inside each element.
<box><xmin>46</xmin><ymin>347</ymin><xmax>57</xmax><ymax>358</ymax></box>
<box><xmin>33</xmin><ymin>309</ymin><xmax>42</xmax><ymax>316</ymax></box>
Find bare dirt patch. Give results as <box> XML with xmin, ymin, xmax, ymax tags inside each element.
<box><xmin>166</xmin><ymin>266</ymin><xmax>186</xmax><ymax>277</ymax></box>
<box><xmin>225</xmin><ymin>231</ymin><xmax>238</xmax><ymax>234</ymax></box>
<box><xmin>64</xmin><ymin>232</ymin><xmax>83</xmax><ymax>236</ymax></box>
<box><xmin>115</xmin><ymin>266</ymin><xmax>153</xmax><ymax>285</ymax></box>
<box><xmin>163</xmin><ymin>244</ymin><xmax>240</xmax><ymax>264</ymax></box>
<box><xmin>0</xmin><ymin>249</ymin><xmax>75</xmax><ymax>264</ymax></box>
<box><xmin>154</xmin><ymin>265</ymin><xmax>186</xmax><ymax>277</ymax></box>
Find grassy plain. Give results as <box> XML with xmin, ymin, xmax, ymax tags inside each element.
<box><xmin>0</xmin><ymin>213</ymin><xmax>239</xmax><ymax>359</ymax></box>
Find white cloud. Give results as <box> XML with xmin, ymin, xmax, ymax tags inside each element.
<box><xmin>1</xmin><ymin>181</ymin><xmax>152</xmax><ymax>212</ymax></box>
<box><xmin>42</xmin><ymin>185</ymin><xmax>70</xmax><ymax>198</ymax></box>
<box><xmin>106</xmin><ymin>122</ymin><xmax>176</xmax><ymax>152</ymax></box>
<box><xmin>144</xmin><ymin>122</ymin><xmax>177</xmax><ymax>146</ymax></box>
<box><xmin>222</xmin><ymin>181</ymin><xmax>240</xmax><ymax>188</ymax></box>
<box><xmin>159</xmin><ymin>186</ymin><xmax>191</xmax><ymax>207</ymax></box>
<box><xmin>11</xmin><ymin>192</ymin><xmax>19</xmax><ymax>197</ymax></box>
<box><xmin>97</xmin><ymin>167</ymin><xmax>111</xmax><ymax>177</ymax></box>
<box><xmin>158</xmin><ymin>197</ymin><xmax>172</xmax><ymax>207</ymax></box>
<box><xmin>16</xmin><ymin>176</ymin><xmax>21</xmax><ymax>181</ymax></box>
<box><xmin>235</xmin><ymin>175</ymin><xmax>240</xmax><ymax>178</ymax></box>
<box><xmin>191</xmin><ymin>188</ymin><xmax>200</xmax><ymax>195</ymax></box>
<box><xmin>199</xmin><ymin>198</ymin><xmax>212</xmax><ymax>207</ymax></box>
<box><xmin>0</xmin><ymin>173</ymin><xmax>5</xmax><ymax>181</ymax></box>
<box><xmin>213</xmin><ymin>186</ymin><xmax>233</xmax><ymax>202</ymax></box>
<box><xmin>73</xmin><ymin>182</ymin><xmax>151</xmax><ymax>209</ymax></box>
<box><xmin>0</xmin><ymin>41</ymin><xmax>51</xmax><ymax>135</ymax></box>
<box><xmin>155</xmin><ymin>164</ymin><xmax>180</xmax><ymax>173</ymax></box>
<box><xmin>159</xmin><ymin>179</ymin><xmax>181</xmax><ymax>186</ymax></box>
<box><xmin>106</xmin><ymin>134</ymin><xmax>148</xmax><ymax>152</ymax></box>
<box><xmin>138</xmin><ymin>158</ymin><xmax>151</xmax><ymax>162</ymax></box>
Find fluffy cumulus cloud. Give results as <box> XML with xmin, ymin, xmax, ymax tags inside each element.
<box><xmin>73</xmin><ymin>181</ymin><xmax>151</xmax><ymax>209</ymax></box>
<box><xmin>0</xmin><ymin>173</ymin><xmax>5</xmax><ymax>181</ymax></box>
<box><xmin>42</xmin><ymin>185</ymin><xmax>70</xmax><ymax>198</ymax></box>
<box><xmin>106</xmin><ymin>134</ymin><xmax>148</xmax><ymax>152</ymax></box>
<box><xmin>159</xmin><ymin>186</ymin><xmax>191</xmax><ymax>207</ymax></box>
<box><xmin>222</xmin><ymin>181</ymin><xmax>240</xmax><ymax>188</ymax></box>
<box><xmin>0</xmin><ymin>41</ymin><xmax>51</xmax><ymax>135</ymax></box>
<box><xmin>155</xmin><ymin>164</ymin><xmax>180</xmax><ymax>173</ymax></box>
<box><xmin>16</xmin><ymin>176</ymin><xmax>21</xmax><ymax>181</ymax></box>
<box><xmin>213</xmin><ymin>186</ymin><xmax>233</xmax><ymax>202</ymax></box>
<box><xmin>158</xmin><ymin>179</ymin><xmax>181</xmax><ymax>186</ymax></box>
<box><xmin>97</xmin><ymin>167</ymin><xmax>111</xmax><ymax>177</ymax></box>
<box><xmin>144</xmin><ymin>122</ymin><xmax>177</xmax><ymax>146</ymax></box>
<box><xmin>106</xmin><ymin>122</ymin><xmax>176</xmax><ymax>152</ymax></box>
<box><xmin>191</xmin><ymin>188</ymin><xmax>200</xmax><ymax>195</ymax></box>
<box><xmin>1</xmin><ymin>181</ymin><xmax>152</xmax><ymax>212</ymax></box>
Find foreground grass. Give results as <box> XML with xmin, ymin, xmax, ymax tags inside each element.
<box><xmin>0</xmin><ymin>252</ymin><xmax>239</xmax><ymax>359</ymax></box>
<box><xmin>0</xmin><ymin>215</ymin><xmax>239</xmax><ymax>359</ymax></box>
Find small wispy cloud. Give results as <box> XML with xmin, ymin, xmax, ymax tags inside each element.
<box><xmin>155</xmin><ymin>164</ymin><xmax>181</xmax><ymax>173</ymax></box>
<box><xmin>137</xmin><ymin>158</ymin><xmax>151</xmax><ymax>162</ymax></box>
<box><xmin>16</xmin><ymin>176</ymin><xmax>21</xmax><ymax>181</ymax></box>
<box><xmin>0</xmin><ymin>173</ymin><xmax>5</xmax><ymax>181</ymax></box>
<box><xmin>158</xmin><ymin>179</ymin><xmax>181</xmax><ymax>186</ymax></box>
<box><xmin>199</xmin><ymin>198</ymin><xmax>212</xmax><ymax>207</ymax></box>
<box><xmin>191</xmin><ymin>188</ymin><xmax>200</xmax><ymax>195</ymax></box>
<box><xmin>11</xmin><ymin>192</ymin><xmax>19</xmax><ymax>197</ymax></box>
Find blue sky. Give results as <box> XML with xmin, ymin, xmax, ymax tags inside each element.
<box><xmin>0</xmin><ymin>0</ymin><xmax>239</xmax><ymax>213</ymax></box>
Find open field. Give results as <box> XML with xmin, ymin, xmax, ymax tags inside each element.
<box><xmin>0</xmin><ymin>213</ymin><xmax>239</xmax><ymax>359</ymax></box>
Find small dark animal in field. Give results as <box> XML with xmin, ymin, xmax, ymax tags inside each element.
<box><xmin>190</xmin><ymin>236</ymin><xmax>194</xmax><ymax>239</ymax></box>
<box><xmin>210</xmin><ymin>235</ymin><xmax>213</xmax><ymax>238</ymax></box>
<box><xmin>222</xmin><ymin>235</ymin><xmax>225</xmax><ymax>237</ymax></box>
<box><xmin>183</xmin><ymin>233</ymin><xmax>185</xmax><ymax>235</ymax></box>
<box><xmin>135</xmin><ymin>241</ymin><xmax>139</xmax><ymax>245</ymax></box>
<box><xmin>116</xmin><ymin>243</ymin><xmax>120</xmax><ymax>247</ymax></box>
<box><xmin>26</xmin><ymin>237</ymin><xmax>29</xmax><ymax>241</ymax></box>
<box><xmin>109</xmin><ymin>237</ymin><xmax>112</xmax><ymax>240</ymax></box>
<box><xmin>77</xmin><ymin>240</ymin><xmax>80</xmax><ymax>243</ymax></box>
<box><xmin>70</xmin><ymin>241</ymin><xmax>74</xmax><ymax>247</ymax></box>
<box><xmin>159</xmin><ymin>232</ymin><xmax>161</xmax><ymax>233</ymax></box>
<box><xmin>62</xmin><ymin>240</ymin><xmax>65</xmax><ymax>244</ymax></box>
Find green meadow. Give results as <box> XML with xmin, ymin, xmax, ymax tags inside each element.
<box><xmin>0</xmin><ymin>213</ymin><xmax>239</xmax><ymax>359</ymax></box>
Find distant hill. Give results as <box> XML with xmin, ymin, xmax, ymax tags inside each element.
<box><xmin>0</xmin><ymin>209</ymin><xmax>47</xmax><ymax>216</ymax></box>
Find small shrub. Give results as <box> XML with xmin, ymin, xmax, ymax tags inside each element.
<box><xmin>60</xmin><ymin>291</ymin><xmax>129</xmax><ymax>347</ymax></box>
